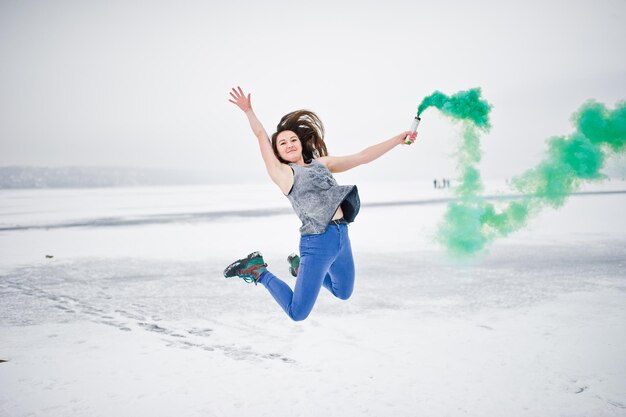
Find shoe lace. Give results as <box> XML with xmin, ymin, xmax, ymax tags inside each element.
<box><xmin>240</xmin><ymin>274</ymin><xmax>258</xmax><ymax>285</ymax></box>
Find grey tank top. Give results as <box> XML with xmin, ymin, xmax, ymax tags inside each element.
<box><xmin>287</xmin><ymin>160</ymin><xmax>360</xmax><ymax>235</ymax></box>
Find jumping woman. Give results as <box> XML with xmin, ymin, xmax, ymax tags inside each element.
<box><xmin>224</xmin><ymin>86</ymin><xmax>416</xmax><ymax>321</ymax></box>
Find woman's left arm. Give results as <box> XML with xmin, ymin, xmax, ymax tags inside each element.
<box><xmin>318</xmin><ymin>130</ymin><xmax>416</xmax><ymax>173</ymax></box>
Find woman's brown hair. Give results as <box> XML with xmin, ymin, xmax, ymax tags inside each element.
<box><xmin>271</xmin><ymin>110</ymin><xmax>328</xmax><ymax>164</ymax></box>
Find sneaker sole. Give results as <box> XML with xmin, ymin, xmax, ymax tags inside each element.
<box><xmin>224</xmin><ymin>251</ymin><xmax>261</xmax><ymax>278</ymax></box>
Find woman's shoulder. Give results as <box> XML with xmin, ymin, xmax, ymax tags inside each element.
<box><xmin>313</xmin><ymin>157</ymin><xmax>330</xmax><ymax>168</ymax></box>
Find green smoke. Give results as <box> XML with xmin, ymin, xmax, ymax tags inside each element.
<box><xmin>417</xmin><ymin>88</ymin><xmax>492</xmax><ymax>129</ymax></box>
<box><xmin>419</xmin><ymin>89</ymin><xmax>626</xmax><ymax>257</ymax></box>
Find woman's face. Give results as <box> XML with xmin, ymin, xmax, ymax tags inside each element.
<box><xmin>276</xmin><ymin>130</ymin><xmax>303</xmax><ymax>163</ymax></box>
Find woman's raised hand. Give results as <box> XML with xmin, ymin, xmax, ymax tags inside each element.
<box><xmin>395</xmin><ymin>130</ymin><xmax>417</xmax><ymax>145</ymax></box>
<box><xmin>228</xmin><ymin>86</ymin><xmax>252</xmax><ymax>113</ymax></box>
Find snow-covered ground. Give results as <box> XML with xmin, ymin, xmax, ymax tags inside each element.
<box><xmin>1</xmin><ymin>181</ymin><xmax>625</xmax><ymax>417</ymax></box>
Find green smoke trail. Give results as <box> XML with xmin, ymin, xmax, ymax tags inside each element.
<box><xmin>417</xmin><ymin>88</ymin><xmax>492</xmax><ymax>129</ymax></box>
<box><xmin>419</xmin><ymin>89</ymin><xmax>626</xmax><ymax>257</ymax></box>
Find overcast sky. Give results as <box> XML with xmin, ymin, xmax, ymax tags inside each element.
<box><xmin>1</xmin><ymin>0</ymin><xmax>625</xmax><ymax>182</ymax></box>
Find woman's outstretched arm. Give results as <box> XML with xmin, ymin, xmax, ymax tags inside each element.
<box><xmin>228</xmin><ymin>86</ymin><xmax>292</xmax><ymax>191</ymax></box>
<box><xmin>317</xmin><ymin>131</ymin><xmax>416</xmax><ymax>173</ymax></box>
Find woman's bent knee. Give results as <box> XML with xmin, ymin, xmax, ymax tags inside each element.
<box><xmin>288</xmin><ymin>306</ymin><xmax>312</xmax><ymax>322</ymax></box>
<box><xmin>289</xmin><ymin>311</ymin><xmax>310</xmax><ymax>322</ymax></box>
<box><xmin>336</xmin><ymin>289</ymin><xmax>353</xmax><ymax>301</ymax></box>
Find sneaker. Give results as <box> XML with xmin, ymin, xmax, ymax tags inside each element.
<box><xmin>287</xmin><ymin>253</ymin><xmax>300</xmax><ymax>277</ymax></box>
<box><xmin>223</xmin><ymin>251</ymin><xmax>267</xmax><ymax>285</ymax></box>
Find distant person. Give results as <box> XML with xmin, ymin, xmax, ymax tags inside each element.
<box><xmin>223</xmin><ymin>86</ymin><xmax>417</xmax><ymax>321</ymax></box>
<box><xmin>433</xmin><ymin>179</ymin><xmax>438</xmax><ymax>189</ymax></box>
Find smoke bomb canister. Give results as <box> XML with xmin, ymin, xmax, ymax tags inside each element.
<box><xmin>405</xmin><ymin>116</ymin><xmax>421</xmax><ymax>144</ymax></box>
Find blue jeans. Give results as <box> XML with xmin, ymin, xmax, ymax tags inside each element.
<box><xmin>258</xmin><ymin>222</ymin><xmax>355</xmax><ymax>321</ymax></box>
